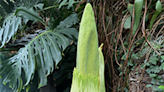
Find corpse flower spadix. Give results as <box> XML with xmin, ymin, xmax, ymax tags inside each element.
<box><xmin>70</xmin><ymin>3</ymin><xmax>105</xmax><ymax>92</ymax></box>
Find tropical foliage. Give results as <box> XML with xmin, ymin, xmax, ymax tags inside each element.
<box><xmin>0</xmin><ymin>0</ymin><xmax>80</xmax><ymax>91</ymax></box>
<box><xmin>1</xmin><ymin>0</ymin><xmax>164</xmax><ymax>92</ymax></box>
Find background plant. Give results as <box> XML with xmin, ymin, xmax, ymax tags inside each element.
<box><xmin>84</xmin><ymin>0</ymin><xmax>164</xmax><ymax>91</ymax></box>
<box><xmin>0</xmin><ymin>0</ymin><xmax>81</xmax><ymax>91</ymax></box>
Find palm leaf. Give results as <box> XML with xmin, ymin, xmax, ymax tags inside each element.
<box><xmin>0</xmin><ymin>28</ymin><xmax>78</xmax><ymax>91</ymax></box>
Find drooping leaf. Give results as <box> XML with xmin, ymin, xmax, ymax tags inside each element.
<box><xmin>0</xmin><ymin>28</ymin><xmax>78</xmax><ymax>91</ymax></box>
<box><xmin>57</xmin><ymin>13</ymin><xmax>79</xmax><ymax>29</ymax></box>
<box><xmin>68</xmin><ymin>0</ymin><xmax>74</xmax><ymax>9</ymax></box>
<box><xmin>14</xmin><ymin>7</ymin><xmax>45</xmax><ymax>25</ymax></box>
<box><xmin>59</xmin><ymin>0</ymin><xmax>67</xmax><ymax>9</ymax></box>
<box><xmin>149</xmin><ymin>0</ymin><xmax>162</xmax><ymax>29</ymax></box>
<box><xmin>0</xmin><ymin>15</ymin><xmax>22</xmax><ymax>48</ymax></box>
<box><xmin>0</xmin><ymin>5</ymin><xmax>47</xmax><ymax>48</ymax></box>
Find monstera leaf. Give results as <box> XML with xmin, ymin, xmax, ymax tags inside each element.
<box><xmin>0</xmin><ymin>28</ymin><xmax>78</xmax><ymax>91</ymax></box>
<box><xmin>0</xmin><ymin>1</ymin><xmax>79</xmax><ymax>91</ymax></box>
<box><xmin>0</xmin><ymin>0</ymin><xmax>14</xmax><ymax>27</ymax></box>
<box><xmin>0</xmin><ymin>15</ymin><xmax>22</xmax><ymax>48</ymax></box>
<box><xmin>15</xmin><ymin>7</ymin><xmax>45</xmax><ymax>25</ymax></box>
<box><xmin>0</xmin><ymin>5</ymin><xmax>46</xmax><ymax>48</ymax></box>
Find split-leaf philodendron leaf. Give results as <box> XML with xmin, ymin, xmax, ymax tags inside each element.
<box><xmin>70</xmin><ymin>3</ymin><xmax>105</xmax><ymax>92</ymax></box>
<box><xmin>0</xmin><ymin>28</ymin><xmax>78</xmax><ymax>91</ymax></box>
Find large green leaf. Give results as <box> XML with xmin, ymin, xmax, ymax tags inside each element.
<box><xmin>15</xmin><ymin>7</ymin><xmax>45</xmax><ymax>25</ymax></box>
<box><xmin>0</xmin><ymin>5</ymin><xmax>46</xmax><ymax>48</ymax></box>
<box><xmin>0</xmin><ymin>28</ymin><xmax>78</xmax><ymax>91</ymax></box>
<box><xmin>0</xmin><ymin>15</ymin><xmax>22</xmax><ymax>48</ymax></box>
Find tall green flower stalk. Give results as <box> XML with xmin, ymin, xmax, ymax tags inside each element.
<box><xmin>70</xmin><ymin>3</ymin><xmax>105</xmax><ymax>92</ymax></box>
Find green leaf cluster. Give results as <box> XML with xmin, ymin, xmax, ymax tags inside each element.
<box><xmin>0</xmin><ymin>0</ymin><xmax>79</xmax><ymax>91</ymax></box>
<box><xmin>131</xmin><ymin>36</ymin><xmax>164</xmax><ymax>91</ymax></box>
<box><xmin>0</xmin><ymin>28</ymin><xmax>78</xmax><ymax>91</ymax></box>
